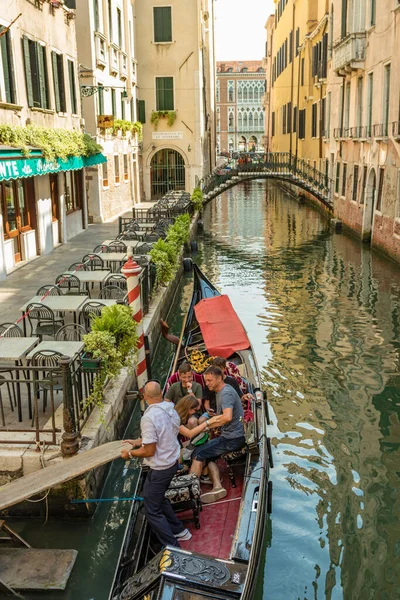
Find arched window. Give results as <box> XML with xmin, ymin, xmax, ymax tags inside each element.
<box><xmin>249</xmin><ymin>112</ymin><xmax>253</xmax><ymax>129</ymax></box>
<box><xmin>237</xmin><ymin>87</ymin><xmax>242</xmax><ymax>102</ymax></box>
<box><xmin>228</xmin><ymin>111</ymin><xmax>234</xmax><ymax>130</ymax></box>
<box><xmin>243</xmin><ymin>112</ymin><xmax>248</xmax><ymax>130</ymax></box>
<box><xmin>248</xmin><ymin>86</ymin><xmax>253</xmax><ymax>102</ymax></box>
<box><xmin>243</xmin><ymin>87</ymin><xmax>248</xmax><ymax>102</ymax></box>
<box><xmin>254</xmin><ymin>111</ymin><xmax>259</xmax><ymax>129</ymax></box>
<box><xmin>238</xmin><ymin>112</ymin><xmax>243</xmax><ymax>130</ymax></box>
<box><xmin>259</xmin><ymin>111</ymin><xmax>264</xmax><ymax>129</ymax></box>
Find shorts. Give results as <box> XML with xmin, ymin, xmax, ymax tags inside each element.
<box><xmin>192</xmin><ymin>436</ymin><xmax>246</xmax><ymax>462</ymax></box>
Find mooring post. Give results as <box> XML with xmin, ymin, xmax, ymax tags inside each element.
<box><xmin>122</xmin><ymin>247</ymin><xmax>148</xmax><ymax>393</ymax></box>
<box><xmin>60</xmin><ymin>356</ymin><xmax>80</xmax><ymax>456</ymax></box>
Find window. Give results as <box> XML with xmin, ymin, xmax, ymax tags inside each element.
<box><xmin>154</xmin><ymin>7</ymin><xmax>172</xmax><ymax>43</ymax></box>
<box><xmin>137</xmin><ymin>99</ymin><xmax>146</xmax><ymax>123</ymax></box>
<box><xmin>111</xmin><ymin>87</ymin><xmax>116</xmax><ymax>116</ymax></box>
<box><xmin>0</xmin><ymin>26</ymin><xmax>16</xmax><ymax>104</ymax></box>
<box><xmin>295</xmin><ymin>28</ymin><xmax>300</xmax><ymax>56</ymax></box>
<box><xmin>22</xmin><ymin>37</ymin><xmax>50</xmax><ymax>109</ymax></box>
<box><xmin>228</xmin><ymin>111</ymin><xmax>234</xmax><ymax>132</ymax></box>
<box><xmin>321</xmin><ymin>97</ymin><xmax>326</xmax><ymax>137</ymax></box>
<box><xmin>326</xmin><ymin>92</ymin><xmax>331</xmax><ymax>137</ymax></box>
<box><xmin>120</xmin><ymin>91</ymin><xmax>125</xmax><ymax>119</ymax></box>
<box><xmin>64</xmin><ymin>171</ymin><xmax>82</xmax><ymax>213</ymax></box>
<box><xmin>271</xmin><ymin>111</ymin><xmax>275</xmax><ymax>136</ymax></box>
<box><xmin>299</xmin><ymin>109</ymin><xmax>306</xmax><ymax>139</ymax></box>
<box><xmin>216</xmin><ymin>80</ymin><xmax>220</xmax><ymax>103</ymax></box>
<box><xmin>117</xmin><ymin>8</ymin><xmax>122</xmax><ymax>47</ymax></box>
<box><xmin>93</xmin><ymin>0</ymin><xmax>100</xmax><ymax>31</ymax></box>
<box><xmin>335</xmin><ymin>163</ymin><xmax>340</xmax><ymax>194</ymax></box>
<box><xmin>352</xmin><ymin>165</ymin><xmax>359</xmax><ymax>201</ymax></box>
<box><xmin>289</xmin><ymin>31</ymin><xmax>293</xmax><ymax>63</ymax></box>
<box><xmin>344</xmin><ymin>82</ymin><xmax>350</xmax><ymax>134</ymax></box>
<box><xmin>370</xmin><ymin>0</ymin><xmax>376</xmax><ymax>27</ymax></box>
<box><xmin>98</xmin><ymin>85</ymin><xmax>104</xmax><ymax>115</ymax></box>
<box><xmin>102</xmin><ymin>161</ymin><xmax>108</xmax><ymax>187</ymax></box>
<box><xmin>287</xmin><ymin>101</ymin><xmax>292</xmax><ymax>133</ymax></box>
<box><xmin>228</xmin><ymin>80</ymin><xmax>234</xmax><ymax>102</ymax></box>
<box><xmin>376</xmin><ymin>168</ymin><xmax>384</xmax><ymax>211</ymax></box>
<box><xmin>67</xmin><ymin>59</ymin><xmax>77</xmax><ymax>114</ymax></box>
<box><xmin>341</xmin><ymin>163</ymin><xmax>347</xmax><ymax>197</ymax></box>
<box><xmin>356</xmin><ymin>77</ymin><xmax>363</xmax><ymax>131</ymax></box>
<box><xmin>367</xmin><ymin>72</ymin><xmax>373</xmax><ymax>136</ymax></box>
<box><xmin>156</xmin><ymin>77</ymin><xmax>174</xmax><ymax>110</ymax></box>
<box><xmin>114</xmin><ymin>155</ymin><xmax>120</xmax><ymax>184</ymax></box>
<box><xmin>282</xmin><ymin>105</ymin><xmax>286</xmax><ymax>134</ymax></box>
<box><xmin>382</xmin><ymin>64</ymin><xmax>390</xmax><ymax>136</ymax></box>
<box><xmin>396</xmin><ymin>170</ymin><xmax>400</xmax><ymax>219</ymax></box>
<box><xmin>123</xmin><ymin>154</ymin><xmax>129</xmax><ymax>181</ymax></box>
<box><xmin>293</xmin><ymin>106</ymin><xmax>297</xmax><ymax>133</ymax></box>
<box><xmin>342</xmin><ymin>0</ymin><xmax>348</xmax><ymax>37</ymax></box>
<box><xmin>108</xmin><ymin>0</ymin><xmax>113</xmax><ymax>40</ymax></box>
<box><xmin>312</xmin><ymin>103</ymin><xmax>317</xmax><ymax>137</ymax></box>
<box><xmin>301</xmin><ymin>58</ymin><xmax>305</xmax><ymax>86</ymax></box>
<box><xmin>360</xmin><ymin>165</ymin><xmax>367</xmax><ymax>204</ymax></box>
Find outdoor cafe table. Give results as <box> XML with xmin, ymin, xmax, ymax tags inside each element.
<box><xmin>26</xmin><ymin>341</ymin><xmax>84</xmax><ymax>360</ymax></box>
<box><xmin>0</xmin><ymin>336</ymin><xmax>40</xmax><ymax>421</ymax></box>
<box><xmin>63</xmin><ymin>271</ymin><xmax>111</xmax><ymax>285</ymax></box>
<box><xmin>97</xmin><ymin>252</ymin><xmax>127</xmax><ymax>272</ymax></box>
<box><xmin>19</xmin><ymin>295</ymin><xmax>87</xmax><ymax>335</ymax></box>
<box><xmin>78</xmin><ymin>298</ymin><xmax>118</xmax><ymax>313</ymax></box>
<box><xmin>102</xmin><ymin>239</ymin><xmax>141</xmax><ymax>249</ymax></box>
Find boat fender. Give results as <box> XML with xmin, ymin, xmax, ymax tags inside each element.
<box><xmin>183</xmin><ymin>257</ymin><xmax>193</xmax><ymax>271</ymax></box>
<box><xmin>190</xmin><ymin>240</ymin><xmax>198</xmax><ymax>252</ymax></box>
<box><xmin>266</xmin><ymin>437</ymin><xmax>274</xmax><ymax>469</ymax></box>
<box><xmin>197</xmin><ymin>220</ymin><xmax>204</xmax><ymax>230</ymax></box>
<box><xmin>267</xmin><ymin>481</ymin><xmax>273</xmax><ymax>514</ymax></box>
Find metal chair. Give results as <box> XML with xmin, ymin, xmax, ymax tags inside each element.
<box><xmin>135</xmin><ymin>242</ymin><xmax>153</xmax><ymax>255</ymax></box>
<box><xmin>30</xmin><ymin>350</ymin><xmax>63</xmax><ymax>414</ymax></box>
<box><xmin>55</xmin><ymin>273</ymin><xmax>88</xmax><ymax>297</ymax></box>
<box><xmin>80</xmin><ymin>301</ymin><xmax>105</xmax><ymax>330</ymax></box>
<box><xmin>0</xmin><ymin>323</ymin><xmax>23</xmax><ymax>417</ymax></box>
<box><xmin>82</xmin><ymin>253</ymin><xmax>107</xmax><ymax>271</ymax></box>
<box><xmin>68</xmin><ymin>262</ymin><xmax>89</xmax><ymax>272</ymax></box>
<box><xmin>98</xmin><ymin>285</ymin><xmax>127</xmax><ymax>301</ymax></box>
<box><xmin>105</xmin><ymin>274</ymin><xmax>127</xmax><ymax>291</ymax></box>
<box><xmin>55</xmin><ymin>323</ymin><xmax>87</xmax><ymax>341</ymax></box>
<box><xmin>37</xmin><ymin>285</ymin><xmax>63</xmax><ymax>297</ymax></box>
<box><xmin>26</xmin><ymin>303</ymin><xmax>64</xmax><ymax>340</ymax></box>
<box><xmin>93</xmin><ymin>244</ymin><xmax>111</xmax><ymax>253</ymax></box>
<box><xmin>108</xmin><ymin>240</ymin><xmax>127</xmax><ymax>252</ymax></box>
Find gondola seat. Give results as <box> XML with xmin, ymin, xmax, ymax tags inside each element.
<box><xmin>222</xmin><ymin>420</ymin><xmax>256</xmax><ymax>488</ymax></box>
<box><xmin>165</xmin><ymin>473</ymin><xmax>202</xmax><ymax>529</ymax></box>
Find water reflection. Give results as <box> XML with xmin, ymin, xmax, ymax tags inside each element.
<box><xmin>199</xmin><ymin>182</ymin><xmax>400</xmax><ymax>599</ymax></box>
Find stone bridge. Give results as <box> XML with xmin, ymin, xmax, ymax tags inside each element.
<box><xmin>201</xmin><ymin>152</ymin><xmax>333</xmax><ymax>209</ymax></box>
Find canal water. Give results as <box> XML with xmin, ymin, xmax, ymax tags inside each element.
<box><xmin>169</xmin><ymin>180</ymin><xmax>399</xmax><ymax>600</ymax></box>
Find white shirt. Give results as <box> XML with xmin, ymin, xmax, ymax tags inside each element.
<box><xmin>140</xmin><ymin>401</ymin><xmax>180</xmax><ymax>470</ymax></box>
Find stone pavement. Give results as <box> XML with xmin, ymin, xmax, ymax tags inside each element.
<box><xmin>0</xmin><ymin>220</ymin><xmax>121</xmax><ymax>326</ymax></box>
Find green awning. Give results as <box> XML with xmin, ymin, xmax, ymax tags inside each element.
<box><xmin>0</xmin><ymin>149</ymin><xmax>106</xmax><ymax>182</ymax></box>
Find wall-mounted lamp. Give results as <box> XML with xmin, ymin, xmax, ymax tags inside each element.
<box><xmin>151</xmin><ymin>144</ymin><xmax>156</xmax><ymax>151</ymax></box>
<box><xmin>80</xmin><ymin>85</ymin><xmax>129</xmax><ymax>98</ymax></box>
<box><xmin>188</xmin><ymin>144</ymin><xmax>191</xmax><ymax>152</ymax></box>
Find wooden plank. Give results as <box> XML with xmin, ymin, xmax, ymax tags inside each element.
<box><xmin>0</xmin><ymin>549</ymin><xmax>78</xmax><ymax>590</ymax></box>
<box><xmin>0</xmin><ymin>441</ymin><xmax>130</xmax><ymax>511</ymax></box>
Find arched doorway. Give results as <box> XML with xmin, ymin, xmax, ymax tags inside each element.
<box><xmin>150</xmin><ymin>149</ymin><xmax>185</xmax><ymax>199</ymax></box>
<box><xmin>238</xmin><ymin>136</ymin><xmax>247</xmax><ymax>152</ymax></box>
<box><xmin>362</xmin><ymin>167</ymin><xmax>376</xmax><ymax>242</ymax></box>
<box><xmin>249</xmin><ymin>136</ymin><xmax>257</xmax><ymax>152</ymax></box>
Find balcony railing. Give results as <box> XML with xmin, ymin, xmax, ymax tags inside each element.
<box><xmin>334</xmin><ymin>127</ymin><xmax>344</xmax><ymax>138</ymax></box>
<box><xmin>392</xmin><ymin>121</ymin><xmax>400</xmax><ymax>139</ymax></box>
<box><xmin>334</xmin><ymin>32</ymin><xmax>366</xmax><ymax>73</ymax></box>
<box><xmin>373</xmin><ymin>123</ymin><xmax>389</xmax><ymax>138</ymax></box>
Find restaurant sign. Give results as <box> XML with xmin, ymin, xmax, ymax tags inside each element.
<box><xmin>0</xmin><ymin>152</ymin><xmax>107</xmax><ymax>182</ymax></box>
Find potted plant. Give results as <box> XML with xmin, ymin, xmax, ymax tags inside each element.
<box><xmin>82</xmin><ymin>305</ymin><xmax>139</xmax><ymax>415</ymax></box>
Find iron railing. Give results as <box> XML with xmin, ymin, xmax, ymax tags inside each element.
<box><xmin>201</xmin><ymin>152</ymin><xmax>333</xmax><ymax>205</ymax></box>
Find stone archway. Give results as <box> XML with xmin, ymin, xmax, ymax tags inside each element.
<box><xmin>238</xmin><ymin>136</ymin><xmax>247</xmax><ymax>152</ymax></box>
<box><xmin>150</xmin><ymin>148</ymin><xmax>186</xmax><ymax>199</ymax></box>
<box><xmin>362</xmin><ymin>167</ymin><xmax>376</xmax><ymax>242</ymax></box>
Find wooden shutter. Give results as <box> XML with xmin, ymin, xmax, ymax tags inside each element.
<box><xmin>52</xmin><ymin>51</ymin><xmax>61</xmax><ymax>112</ymax></box>
<box><xmin>164</xmin><ymin>77</ymin><xmax>174</xmax><ymax>110</ymax></box>
<box><xmin>68</xmin><ymin>60</ymin><xmax>77</xmax><ymax>114</ymax></box>
<box><xmin>154</xmin><ymin>7</ymin><xmax>172</xmax><ymax>43</ymax></box>
<box><xmin>0</xmin><ymin>28</ymin><xmax>16</xmax><ymax>104</ymax></box>
<box><xmin>37</xmin><ymin>43</ymin><xmax>48</xmax><ymax>109</ymax></box>
<box><xmin>341</xmin><ymin>0</ymin><xmax>347</xmax><ymax>38</ymax></box>
<box><xmin>138</xmin><ymin>99</ymin><xmax>145</xmax><ymax>123</ymax></box>
<box><xmin>22</xmin><ymin>36</ymin><xmax>34</xmax><ymax>107</ymax></box>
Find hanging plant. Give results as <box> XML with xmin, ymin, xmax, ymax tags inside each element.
<box><xmin>150</xmin><ymin>214</ymin><xmax>191</xmax><ymax>285</ymax></box>
<box><xmin>150</xmin><ymin>111</ymin><xmax>177</xmax><ymax>130</ymax></box>
<box><xmin>111</xmin><ymin>120</ymin><xmax>143</xmax><ymax>142</ymax></box>
<box><xmin>0</xmin><ymin>124</ymin><xmax>103</xmax><ymax>160</ymax></box>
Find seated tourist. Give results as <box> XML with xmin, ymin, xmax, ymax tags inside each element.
<box><xmin>175</xmin><ymin>395</ymin><xmax>210</xmax><ymax>434</ymax></box>
<box><xmin>165</xmin><ymin>361</ymin><xmax>203</xmax><ymax>408</ymax></box>
<box><xmin>203</xmin><ymin>357</ymin><xmax>242</xmax><ymax>413</ymax></box>
<box><xmin>190</xmin><ymin>366</ymin><xmax>246</xmax><ymax>504</ymax></box>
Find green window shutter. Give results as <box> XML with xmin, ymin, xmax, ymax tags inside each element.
<box><xmin>22</xmin><ymin>36</ymin><xmax>34</xmax><ymax>107</ymax></box>
<box><xmin>98</xmin><ymin>86</ymin><xmax>104</xmax><ymax>115</ymax></box>
<box><xmin>138</xmin><ymin>99</ymin><xmax>145</xmax><ymax>123</ymax></box>
<box><xmin>37</xmin><ymin>43</ymin><xmax>48</xmax><ymax>109</ymax></box>
<box><xmin>156</xmin><ymin>77</ymin><xmax>173</xmax><ymax>110</ymax></box>
<box><xmin>0</xmin><ymin>29</ymin><xmax>16</xmax><ymax>104</ymax></box>
<box><xmin>58</xmin><ymin>55</ymin><xmax>66</xmax><ymax>112</ymax></box>
<box><xmin>52</xmin><ymin>51</ymin><xmax>61</xmax><ymax>112</ymax></box>
<box><xmin>68</xmin><ymin>60</ymin><xmax>77</xmax><ymax>114</ymax></box>
<box><xmin>156</xmin><ymin>77</ymin><xmax>163</xmax><ymax>110</ymax></box>
<box><xmin>154</xmin><ymin>7</ymin><xmax>172</xmax><ymax>43</ymax></box>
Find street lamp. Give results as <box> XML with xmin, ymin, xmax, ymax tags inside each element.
<box><xmin>80</xmin><ymin>85</ymin><xmax>129</xmax><ymax>97</ymax></box>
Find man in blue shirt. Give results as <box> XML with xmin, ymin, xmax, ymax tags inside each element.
<box><xmin>190</xmin><ymin>366</ymin><xmax>246</xmax><ymax>504</ymax></box>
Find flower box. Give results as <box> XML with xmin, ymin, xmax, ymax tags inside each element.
<box><xmin>81</xmin><ymin>353</ymin><xmax>101</xmax><ymax>373</ymax></box>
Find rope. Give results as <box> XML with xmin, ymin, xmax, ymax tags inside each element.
<box><xmin>71</xmin><ymin>495</ymin><xmax>143</xmax><ymax>504</ymax></box>
<box><xmin>201</xmin><ymin>496</ymin><xmax>242</xmax><ymax>506</ymax></box>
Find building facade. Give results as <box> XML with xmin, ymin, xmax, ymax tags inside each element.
<box><xmin>135</xmin><ymin>0</ymin><xmax>216</xmax><ymax>200</ymax></box>
<box><xmin>216</xmin><ymin>61</ymin><xmax>265</xmax><ymax>155</ymax></box>
<box><xmin>326</xmin><ymin>0</ymin><xmax>400</xmax><ymax>261</ymax></box>
<box><xmin>265</xmin><ymin>0</ymin><xmax>400</xmax><ymax>264</ymax></box>
<box><xmin>0</xmin><ymin>0</ymin><xmax>91</xmax><ymax>279</ymax></box>
<box><xmin>76</xmin><ymin>0</ymin><xmax>140</xmax><ymax>222</ymax></box>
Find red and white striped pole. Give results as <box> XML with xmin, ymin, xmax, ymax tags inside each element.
<box><xmin>122</xmin><ymin>247</ymin><xmax>148</xmax><ymax>392</ymax></box>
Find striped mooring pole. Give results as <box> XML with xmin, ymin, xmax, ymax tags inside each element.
<box><xmin>122</xmin><ymin>247</ymin><xmax>148</xmax><ymax>392</ymax></box>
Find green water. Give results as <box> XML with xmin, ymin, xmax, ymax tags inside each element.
<box><xmin>190</xmin><ymin>181</ymin><xmax>400</xmax><ymax>599</ymax></box>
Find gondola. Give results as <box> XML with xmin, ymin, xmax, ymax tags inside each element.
<box><xmin>110</xmin><ymin>265</ymin><xmax>273</xmax><ymax>600</ymax></box>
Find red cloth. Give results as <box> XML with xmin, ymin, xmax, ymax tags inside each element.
<box><xmin>194</xmin><ymin>295</ymin><xmax>250</xmax><ymax>359</ymax></box>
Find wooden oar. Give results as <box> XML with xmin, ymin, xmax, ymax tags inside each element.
<box><xmin>171</xmin><ymin>308</ymin><xmax>190</xmax><ymax>374</ymax></box>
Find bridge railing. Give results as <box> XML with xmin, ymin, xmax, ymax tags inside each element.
<box><xmin>201</xmin><ymin>152</ymin><xmax>333</xmax><ymax>205</ymax></box>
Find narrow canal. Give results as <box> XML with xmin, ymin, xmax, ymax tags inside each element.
<box><xmin>158</xmin><ymin>180</ymin><xmax>400</xmax><ymax>600</ymax></box>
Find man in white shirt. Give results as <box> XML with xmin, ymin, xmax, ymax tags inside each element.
<box><xmin>121</xmin><ymin>381</ymin><xmax>192</xmax><ymax>546</ymax></box>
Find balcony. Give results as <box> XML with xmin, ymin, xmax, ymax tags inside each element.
<box><xmin>392</xmin><ymin>121</ymin><xmax>400</xmax><ymax>140</ymax></box>
<box><xmin>333</xmin><ymin>32</ymin><xmax>366</xmax><ymax>74</ymax></box>
<box><xmin>94</xmin><ymin>32</ymin><xmax>107</xmax><ymax>69</ymax></box>
<box><xmin>109</xmin><ymin>44</ymin><xmax>119</xmax><ymax>76</ymax></box>
<box><xmin>119</xmin><ymin>52</ymin><xmax>128</xmax><ymax>80</ymax></box>
<box><xmin>372</xmin><ymin>123</ymin><xmax>389</xmax><ymax>138</ymax></box>
<box><xmin>131</xmin><ymin>59</ymin><xmax>137</xmax><ymax>84</ymax></box>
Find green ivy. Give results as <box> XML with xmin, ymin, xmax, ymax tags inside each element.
<box><xmin>150</xmin><ymin>111</ymin><xmax>177</xmax><ymax>130</ymax></box>
<box><xmin>191</xmin><ymin>187</ymin><xmax>204</xmax><ymax>212</ymax></box>
<box><xmin>150</xmin><ymin>213</ymin><xmax>191</xmax><ymax>285</ymax></box>
<box><xmin>111</xmin><ymin>119</ymin><xmax>143</xmax><ymax>141</ymax></box>
<box><xmin>0</xmin><ymin>124</ymin><xmax>103</xmax><ymax>161</ymax></box>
